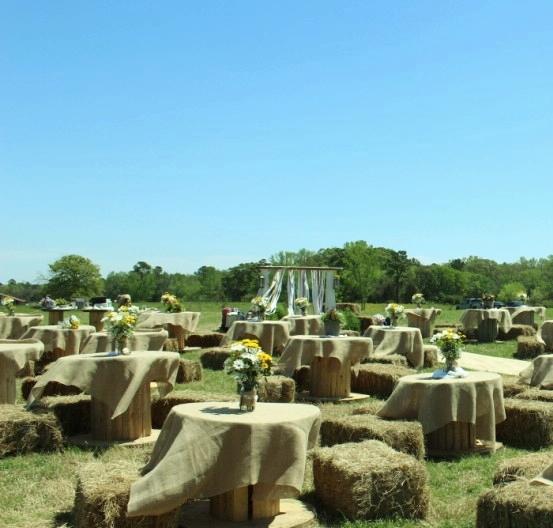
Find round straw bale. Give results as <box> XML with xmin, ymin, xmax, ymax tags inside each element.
<box><xmin>515</xmin><ymin>336</ymin><xmax>545</xmax><ymax>359</ymax></box>
<box><xmin>199</xmin><ymin>348</ymin><xmax>231</xmax><ymax>370</ymax></box>
<box><xmin>186</xmin><ymin>332</ymin><xmax>224</xmax><ymax>348</ymax></box>
<box><xmin>476</xmin><ymin>480</ymin><xmax>553</xmax><ymax>528</ymax></box>
<box><xmin>351</xmin><ymin>364</ymin><xmax>415</xmax><ymax>399</ymax></box>
<box><xmin>32</xmin><ymin>395</ymin><xmax>92</xmax><ymax>437</ymax></box>
<box><xmin>423</xmin><ymin>345</ymin><xmax>439</xmax><ymax>368</ymax></box>
<box><xmin>362</xmin><ymin>354</ymin><xmax>408</xmax><ymax>366</ymax></box>
<box><xmin>293</xmin><ymin>365</ymin><xmax>310</xmax><ymax>392</ymax></box>
<box><xmin>320</xmin><ymin>414</ymin><xmax>425</xmax><ymax>460</ymax></box>
<box><xmin>257</xmin><ymin>375</ymin><xmax>295</xmax><ymax>402</ymax></box>
<box><xmin>176</xmin><ymin>359</ymin><xmax>202</xmax><ymax>384</ymax></box>
<box><xmin>496</xmin><ymin>398</ymin><xmax>553</xmax><ymax>449</ymax></box>
<box><xmin>502</xmin><ymin>376</ymin><xmax>528</xmax><ymax>398</ymax></box>
<box><xmin>498</xmin><ymin>324</ymin><xmax>536</xmax><ymax>341</ymax></box>
<box><xmin>0</xmin><ymin>404</ymin><xmax>63</xmax><ymax>457</ymax></box>
<box><xmin>313</xmin><ymin>440</ymin><xmax>429</xmax><ymax>520</ymax></box>
<box><xmin>493</xmin><ymin>452</ymin><xmax>553</xmax><ymax>485</ymax></box>
<box><xmin>74</xmin><ymin>446</ymin><xmax>180</xmax><ymax>528</ymax></box>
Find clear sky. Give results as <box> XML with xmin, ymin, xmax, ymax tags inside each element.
<box><xmin>1</xmin><ymin>1</ymin><xmax>552</xmax><ymax>282</ymax></box>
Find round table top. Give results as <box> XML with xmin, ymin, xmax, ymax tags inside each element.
<box><xmin>398</xmin><ymin>371</ymin><xmax>501</xmax><ymax>386</ymax></box>
<box><xmin>82</xmin><ymin>307</ymin><xmax>112</xmax><ymax>312</ymax></box>
<box><xmin>0</xmin><ymin>340</ymin><xmax>43</xmax><ymax>353</ymax></box>
<box><xmin>42</xmin><ymin>307</ymin><xmax>75</xmax><ymax>311</ymax></box>
<box><xmin>60</xmin><ymin>350</ymin><xmax>178</xmax><ymax>364</ymax></box>
<box><xmin>27</xmin><ymin>324</ymin><xmax>96</xmax><ymax>332</ymax></box>
<box><xmin>364</xmin><ymin>325</ymin><xmax>421</xmax><ymax>335</ymax></box>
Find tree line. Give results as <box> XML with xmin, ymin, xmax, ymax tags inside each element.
<box><xmin>3</xmin><ymin>242</ymin><xmax>553</xmax><ymax>305</ymax></box>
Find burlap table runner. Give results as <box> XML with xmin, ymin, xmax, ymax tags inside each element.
<box><xmin>0</xmin><ymin>339</ymin><xmax>44</xmax><ymax>376</ymax></box>
<box><xmin>0</xmin><ymin>314</ymin><xmax>43</xmax><ymax>339</ymax></box>
<box><xmin>460</xmin><ymin>309</ymin><xmax>512</xmax><ymax>333</ymax></box>
<box><xmin>378</xmin><ymin>371</ymin><xmax>505</xmax><ymax>441</ymax></box>
<box><xmin>127</xmin><ymin>402</ymin><xmax>321</xmax><ymax>517</ymax></box>
<box><xmin>221</xmin><ymin>321</ymin><xmax>291</xmax><ymax>354</ymax></box>
<box><xmin>537</xmin><ymin>321</ymin><xmax>553</xmax><ymax>349</ymax></box>
<box><xmin>362</xmin><ymin>326</ymin><xmax>424</xmax><ymax>368</ymax></box>
<box><xmin>519</xmin><ymin>354</ymin><xmax>553</xmax><ymax>389</ymax></box>
<box><xmin>80</xmin><ymin>329</ymin><xmax>168</xmax><ymax>354</ymax></box>
<box><xmin>136</xmin><ymin>311</ymin><xmax>200</xmax><ymax>333</ymax></box>
<box><xmin>279</xmin><ymin>335</ymin><xmax>373</xmax><ymax>376</ymax></box>
<box><xmin>21</xmin><ymin>325</ymin><xmax>95</xmax><ymax>354</ymax></box>
<box><xmin>283</xmin><ymin>315</ymin><xmax>323</xmax><ymax>336</ymax></box>
<box><xmin>28</xmin><ymin>351</ymin><xmax>179</xmax><ymax>417</ymax></box>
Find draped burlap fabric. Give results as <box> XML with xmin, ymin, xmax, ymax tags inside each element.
<box><xmin>0</xmin><ymin>339</ymin><xmax>44</xmax><ymax>375</ymax></box>
<box><xmin>279</xmin><ymin>335</ymin><xmax>372</xmax><ymax>376</ymax></box>
<box><xmin>460</xmin><ymin>309</ymin><xmax>512</xmax><ymax>333</ymax></box>
<box><xmin>127</xmin><ymin>402</ymin><xmax>321</xmax><ymax>517</ymax></box>
<box><xmin>28</xmin><ymin>351</ymin><xmax>179</xmax><ymax>418</ymax></box>
<box><xmin>363</xmin><ymin>326</ymin><xmax>424</xmax><ymax>368</ymax></box>
<box><xmin>21</xmin><ymin>325</ymin><xmax>95</xmax><ymax>354</ymax></box>
<box><xmin>80</xmin><ymin>329</ymin><xmax>168</xmax><ymax>354</ymax></box>
<box><xmin>537</xmin><ymin>321</ymin><xmax>553</xmax><ymax>349</ymax></box>
<box><xmin>221</xmin><ymin>321</ymin><xmax>291</xmax><ymax>354</ymax></box>
<box><xmin>519</xmin><ymin>354</ymin><xmax>553</xmax><ymax>389</ymax></box>
<box><xmin>136</xmin><ymin>311</ymin><xmax>200</xmax><ymax>333</ymax></box>
<box><xmin>283</xmin><ymin>315</ymin><xmax>323</xmax><ymax>336</ymax></box>
<box><xmin>0</xmin><ymin>314</ymin><xmax>43</xmax><ymax>339</ymax></box>
<box><xmin>378</xmin><ymin>372</ymin><xmax>505</xmax><ymax>442</ymax></box>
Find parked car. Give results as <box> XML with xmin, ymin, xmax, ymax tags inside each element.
<box><xmin>493</xmin><ymin>301</ymin><xmax>505</xmax><ymax>308</ymax></box>
<box><xmin>456</xmin><ymin>298</ymin><xmax>483</xmax><ymax>309</ymax></box>
<box><xmin>506</xmin><ymin>300</ymin><xmax>524</xmax><ymax>307</ymax></box>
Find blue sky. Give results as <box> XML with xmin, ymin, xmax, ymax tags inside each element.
<box><xmin>1</xmin><ymin>1</ymin><xmax>552</xmax><ymax>282</ymax></box>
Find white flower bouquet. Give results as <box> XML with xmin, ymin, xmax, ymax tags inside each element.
<box><xmin>224</xmin><ymin>339</ymin><xmax>273</xmax><ymax>391</ymax></box>
<box><xmin>251</xmin><ymin>296</ymin><xmax>269</xmax><ymax>313</ymax></box>
<box><xmin>1</xmin><ymin>296</ymin><xmax>15</xmax><ymax>316</ymax></box>
<box><xmin>102</xmin><ymin>305</ymin><xmax>140</xmax><ymax>353</ymax></box>
<box><xmin>411</xmin><ymin>293</ymin><xmax>425</xmax><ymax>307</ymax></box>
<box><xmin>431</xmin><ymin>328</ymin><xmax>464</xmax><ymax>371</ymax></box>
<box><xmin>62</xmin><ymin>315</ymin><xmax>80</xmax><ymax>329</ymax></box>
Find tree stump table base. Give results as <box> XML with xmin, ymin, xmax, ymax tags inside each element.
<box><xmin>87</xmin><ymin>311</ymin><xmax>106</xmax><ymax>332</ymax></box>
<box><xmin>48</xmin><ymin>311</ymin><xmax>65</xmax><ymax>325</ymax></box>
<box><xmin>296</xmin><ymin>391</ymin><xmax>371</xmax><ymax>404</ymax></box>
<box><xmin>309</xmin><ymin>357</ymin><xmax>351</xmax><ymax>399</ymax></box>
<box><xmin>181</xmin><ymin>498</ymin><xmax>316</xmax><ymax>528</ymax></box>
<box><xmin>477</xmin><ymin>319</ymin><xmax>499</xmax><ymax>343</ymax></box>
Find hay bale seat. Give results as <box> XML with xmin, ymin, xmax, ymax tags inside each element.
<box><xmin>185</xmin><ymin>332</ymin><xmax>224</xmax><ymax>348</ymax></box>
<box><xmin>336</xmin><ymin>303</ymin><xmax>361</xmax><ymax>314</ymax></box>
<box><xmin>515</xmin><ymin>388</ymin><xmax>553</xmax><ymax>403</ymax></box>
<box><xmin>351</xmin><ymin>363</ymin><xmax>415</xmax><ymax>399</ymax></box>
<box><xmin>0</xmin><ymin>404</ymin><xmax>63</xmax><ymax>457</ymax></box>
<box><xmin>362</xmin><ymin>354</ymin><xmax>408</xmax><ymax>367</ymax></box>
<box><xmin>320</xmin><ymin>413</ymin><xmax>425</xmax><ymax>460</ymax></box>
<box><xmin>151</xmin><ymin>389</ymin><xmax>235</xmax><ymax>429</ymax></box>
<box><xmin>496</xmin><ymin>398</ymin><xmax>553</xmax><ymax>449</ymax></box>
<box><xmin>74</xmin><ymin>446</ymin><xmax>181</xmax><ymax>528</ymax></box>
<box><xmin>21</xmin><ymin>376</ymin><xmax>82</xmax><ymax>400</ymax></box>
<box><xmin>293</xmin><ymin>365</ymin><xmax>311</xmax><ymax>393</ymax></box>
<box><xmin>163</xmin><ymin>338</ymin><xmax>179</xmax><ymax>352</ymax></box>
<box><xmin>313</xmin><ymin>440</ymin><xmax>429</xmax><ymax>521</ymax></box>
<box><xmin>199</xmin><ymin>347</ymin><xmax>230</xmax><ymax>370</ymax></box>
<box><xmin>32</xmin><ymin>395</ymin><xmax>91</xmax><ymax>437</ymax></box>
<box><xmin>492</xmin><ymin>452</ymin><xmax>553</xmax><ymax>485</ymax></box>
<box><xmin>423</xmin><ymin>345</ymin><xmax>439</xmax><ymax>368</ymax></box>
<box><xmin>498</xmin><ymin>324</ymin><xmax>536</xmax><ymax>341</ymax></box>
<box><xmin>257</xmin><ymin>375</ymin><xmax>295</xmax><ymax>402</ymax></box>
<box><xmin>176</xmin><ymin>359</ymin><xmax>202</xmax><ymax>384</ymax></box>
<box><xmin>477</xmin><ymin>481</ymin><xmax>553</xmax><ymax>528</ymax></box>
<box><xmin>515</xmin><ymin>335</ymin><xmax>545</xmax><ymax>359</ymax></box>
<box><xmin>502</xmin><ymin>376</ymin><xmax>528</xmax><ymax>398</ymax></box>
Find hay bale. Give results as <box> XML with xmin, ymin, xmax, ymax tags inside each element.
<box><xmin>186</xmin><ymin>332</ymin><xmax>224</xmax><ymax>348</ymax></box>
<box><xmin>257</xmin><ymin>375</ymin><xmax>295</xmax><ymax>403</ymax></box>
<box><xmin>336</xmin><ymin>303</ymin><xmax>361</xmax><ymax>314</ymax></box>
<box><xmin>362</xmin><ymin>354</ymin><xmax>408</xmax><ymax>367</ymax></box>
<box><xmin>32</xmin><ymin>395</ymin><xmax>91</xmax><ymax>437</ymax></box>
<box><xmin>423</xmin><ymin>345</ymin><xmax>439</xmax><ymax>368</ymax></box>
<box><xmin>163</xmin><ymin>338</ymin><xmax>180</xmax><ymax>352</ymax></box>
<box><xmin>477</xmin><ymin>481</ymin><xmax>553</xmax><ymax>528</ymax></box>
<box><xmin>341</xmin><ymin>329</ymin><xmax>360</xmax><ymax>337</ymax></box>
<box><xmin>199</xmin><ymin>347</ymin><xmax>230</xmax><ymax>370</ymax></box>
<box><xmin>351</xmin><ymin>364</ymin><xmax>415</xmax><ymax>399</ymax></box>
<box><xmin>515</xmin><ymin>388</ymin><xmax>553</xmax><ymax>403</ymax></box>
<box><xmin>492</xmin><ymin>452</ymin><xmax>553</xmax><ymax>485</ymax></box>
<box><xmin>515</xmin><ymin>335</ymin><xmax>545</xmax><ymax>359</ymax></box>
<box><xmin>0</xmin><ymin>404</ymin><xmax>63</xmax><ymax>457</ymax></box>
<box><xmin>496</xmin><ymin>398</ymin><xmax>553</xmax><ymax>449</ymax></box>
<box><xmin>498</xmin><ymin>324</ymin><xmax>536</xmax><ymax>341</ymax></box>
<box><xmin>313</xmin><ymin>440</ymin><xmax>429</xmax><ymax>520</ymax></box>
<box><xmin>151</xmin><ymin>390</ymin><xmax>235</xmax><ymax>429</ymax></box>
<box><xmin>74</xmin><ymin>446</ymin><xmax>180</xmax><ymax>528</ymax></box>
<box><xmin>293</xmin><ymin>365</ymin><xmax>311</xmax><ymax>392</ymax></box>
<box><xmin>352</xmin><ymin>400</ymin><xmax>385</xmax><ymax>416</ymax></box>
<box><xmin>176</xmin><ymin>359</ymin><xmax>202</xmax><ymax>384</ymax></box>
<box><xmin>358</xmin><ymin>316</ymin><xmax>374</xmax><ymax>334</ymax></box>
<box><xmin>21</xmin><ymin>377</ymin><xmax>82</xmax><ymax>400</ymax></box>
<box><xmin>502</xmin><ymin>376</ymin><xmax>528</xmax><ymax>398</ymax></box>
<box><xmin>320</xmin><ymin>414</ymin><xmax>425</xmax><ymax>460</ymax></box>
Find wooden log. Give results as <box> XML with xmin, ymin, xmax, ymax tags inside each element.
<box><xmin>48</xmin><ymin>311</ymin><xmax>64</xmax><ymax>325</ymax></box>
<box><xmin>0</xmin><ymin>371</ymin><xmax>16</xmax><ymax>404</ymax></box>
<box><xmin>209</xmin><ymin>485</ymin><xmax>280</xmax><ymax>522</ymax></box>
<box><xmin>310</xmin><ymin>357</ymin><xmax>351</xmax><ymax>399</ymax></box>
<box><xmin>478</xmin><ymin>319</ymin><xmax>499</xmax><ymax>343</ymax></box>
<box><xmin>88</xmin><ymin>311</ymin><xmax>105</xmax><ymax>332</ymax></box>
<box><xmin>426</xmin><ymin>421</ymin><xmax>475</xmax><ymax>455</ymax></box>
<box><xmin>90</xmin><ymin>382</ymin><xmax>151</xmax><ymax>441</ymax></box>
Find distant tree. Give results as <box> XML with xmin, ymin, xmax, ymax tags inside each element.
<box><xmin>222</xmin><ymin>262</ymin><xmax>262</xmax><ymax>301</ymax></box>
<box><xmin>45</xmin><ymin>255</ymin><xmax>103</xmax><ymax>299</ymax></box>
<box><xmin>498</xmin><ymin>282</ymin><xmax>527</xmax><ymax>302</ymax></box>
<box><xmin>384</xmin><ymin>250</ymin><xmax>410</xmax><ymax>302</ymax></box>
<box><xmin>340</xmin><ymin>241</ymin><xmax>382</xmax><ymax>306</ymax></box>
<box><xmin>195</xmin><ymin>266</ymin><xmax>224</xmax><ymax>301</ymax></box>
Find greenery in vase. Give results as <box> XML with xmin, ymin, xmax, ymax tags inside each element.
<box><xmin>54</xmin><ymin>298</ymin><xmax>70</xmax><ymax>307</ymax></box>
<box><xmin>224</xmin><ymin>339</ymin><xmax>273</xmax><ymax>391</ymax></box>
<box><xmin>294</xmin><ymin>297</ymin><xmax>310</xmax><ymax>309</ymax></box>
<box><xmin>160</xmin><ymin>292</ymin><xmax>183</xmax><ymax>313</ymax></box>
<box><xmin>431</xmin><ymin>328</ymin><xmax>464</xmax><ymax>367</ymax></box>
<box><xmin>102</xmin><ymin>305</ymin><xmax>139</xmax><ymax>347</ymax></box>
<box><xmin>411</xmin><ymin>293</ymin><xmax>426</xmax><ymax>307</ymax></box>
<box><xmin>320</xmin><ymin>308</ymin><xmax>346</xmax><ymax>325</ymax></box>
<box><xmin>1</xmin><ymin>296</ymin><xmax>15</xmax><ymax>316</ymax></box>
<box><xmin>250</xmin><ymin>296</ymin><xmax>269</xmax><ymax>313</ymax></box>
<box><xmin>61</xmin><ymin>315</ymin><xmax>80</xmax><ymax>329</ymax></box>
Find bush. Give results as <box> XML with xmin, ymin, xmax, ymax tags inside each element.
<box><xmin>342</xmin><ymin>310</ymin><xmax>360</xmax><ymax>332</ymax></box>
<box><xmin>266</xmin><ymin>303</ymin><xmax>287</xmax><ymax>320</ymax></box>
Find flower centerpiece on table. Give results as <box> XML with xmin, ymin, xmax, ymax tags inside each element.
<box><xmin>411</xmin><ymin>293</ymin><xmax>426</xmax><ymax>309</ymax></box>
<box><xmin>224</xmin><ymin>339</ymin><xmax>273</xmax><ymax>411</ymax></box>
<box><xmin>160</xmin><ymin>292</ymin><xmax>183</xmax><ymax>313</ymax></box>
<box><xmin>482</xmin><ymin>293</ymin><xmax>495</xmax><ymax>309</ymax></box>
<box><xmin>321</xmin><ymin>308</ymin><xmax>346</xmax><ymax>336</ymax></box>
<box><xmin>385</xmin><ymin>303</ymin><xmax>405</xmax><ymax>327</ymax></box>
<box><xmin>1</xmin><ymin>296</ymin><xmax>15</xmax><ymax>316</ymax></box>
<box><xmin>250</xmin><ymin>296</ymin><xmax>269</xmax><ymax>320</ymax></box>
<box><xmin>294</xmin><ymin>297</ymin><xmax>310</xmax><ymax>315</ymax></box>
<box><xmin>62</xmin><ymin>315</ymin><xmax>80</xmax><ymax>330</ymax></box>
<box><xmin>431</xmin><ymin>328</ymin><xmax>465</xmax><ymax>372</ymax></box>
<box><xmin>518</xmin><ymin>292</ymin><xmax>528</xmax><ymax>304</ymax></box>
<box><xmin>101</xmin><ymin>304</ymin><xmax>139</xmax><ymax>355</ymax></box>
<box><xmin>372</xmin><ymin>313</ymin><xmax>386</xmax><ymax>326</ymax></box>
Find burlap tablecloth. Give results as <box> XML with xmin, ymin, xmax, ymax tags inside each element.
<box><xmin>0</xmin><ymin>339</ymin><xmax>44</xmax><ymax>376</ymax></box>
<box><xmin>362</xmin><ymin>326</ymin><xmax>424</xmax><ymax>368</ymax></box>
<box><xmin>283</xmin><ymin>315</ymin><xmax>323</xmax><ymax>336</ymax></box>
<box><xmin>0</xmin><ymin>314</ymin><xmax>44</xmax><ymax>339</ymax></box>
<box><xmin>519</xmin><ymin>354</ymin><xmax>553</xmax><ymax>389</ymax></box>
<box><xmin>378</xmin><ymin>371</ymin><xmax>505</xmax><ymax>441</ymax></box>
<box><xmin>136</xmin><ymin>311</ymin><xmax>200</xmax><ymax>333</ymax></box>
<box><xmin>221</xmin><ymin>321</ymin><xmax>291</xmax><ymax>354</ymax></box>
<box><xmin>279</xmin><ymin>335</ymin><xmax>373</xmax><ymax>376</ymax></box>
<box><xmin>28</xmin><ymin>351</ymin><xmax>179</xmax><ymax>418</ymax></box>
<box><xmin>21</xmin><ymin>325</ymin><xmax>95</xmax><ymax>354</ymax></box>
<box><xmin>127</xmin><ymin>402</ymin><xmax>321</xmax><ymax>517</ymax></box>
<box><xmin>460</xmin><ymin>309</ymin><xmax>512</xmax><ymax>333</ymax></box>
<box><xmin>405</xmin><ymin>308</ymin><xmax>441</xmax><ymax>325</ymax></box>
<box><xmin>80</xmin><ymin>329</ymin><xmax>168</xmax><ymax>354</ymax></box>
<box><xmin>506</xmin><ymin>305</ymin><xmax>546</xmax><ymax>319</ymax></box>
<box><xmin>537</xmin><ymin>321</ymin><xmax>553</xmax><ymax>349</ymax></box>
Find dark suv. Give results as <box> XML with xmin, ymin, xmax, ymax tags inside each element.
<box><xmin>456</xmin><ymin>298</ymin><xmax>504</xmax><ymax>309</ymax></box>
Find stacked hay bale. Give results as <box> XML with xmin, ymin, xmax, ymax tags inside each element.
<box><xmin>516</xmin><ymin>388</ymin><xmax>553</xmax><ymax>403</ymax></box>
<box><xmin>515</xmin><ymin>336</ymin><xmax>545</xmax><ymax>359</ymax></box>
<box><xmin>31</xmin><ymin>395</ymin><xmax>92</xmax><ymax>437</ymax></box>
<box><xmin>492</xmin><ymin>452</ymin><xmax>553</xmax><ymax>485</ymax></box>
<box><xmin>313</xmin><ymin>440</ymin><xmax>429</xmax><ymax>521</ymax></box>
<box><xmin>21</xmin><ymin>377</ymin><xmax>82</xmax><ymax>400</ymax></box>
<box><xmin>498</xmin><ymin>324</ymin><xmax>536</xmax><ymax>341</ymax></box>
<box><xmin>502</xmin><ymin>376</ymin><xmax>528</xmax><ymax>398</ymax></box>
<box><xmin>257</xmin><ymin>375</ymin><xmax>295</xmax><ymax>403</ymax></box>
<box><xmin>0</xmin><ymin>405</ymin><xmax>63</xmax><ymax>457</ymax></box>
<box><xmin>362</xmin><ymin>354</ymin><xmax>408</xmax><ymax>366</ymax></box>
<box><xmin>351</xmin><ymin>364</ymin><xmax>415</xmax><ymax>399</ymax></box>
<box><xmin>199</xmin><ymin>348</ymin><xmax>230</xmax><ymax>370</ymax></box>
<box><xmin>176</xmin><ymin>359</ymin><xmax>202</xmax><ymax>383</ymax></box>
<box><xmin>185</xmin><ymin>332</ymin><xmax>224</xmax><ymax>348</ymax></box>
<box><xmin>423</xmin><ymin>345</ymin><xmax>439</xmax><ymax>368</ymax></box>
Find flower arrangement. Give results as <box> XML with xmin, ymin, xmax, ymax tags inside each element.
<box><xmin>161</xmin><ymin>292</ymin><xmax>183</xmax><ymax>313</ymax></box>
<box><xmin>62</xmin><ymin>315</ymin><xmax>80</xmax><ymax>329</ymax></box>
<box><xmin>54</xmin><ymin>298</ymin><xmax>70</xmax><ymax>308</ymax></box>
<box><xmin>1</xmin><ymin>296</ymin><xmax>15</xmax><ymax>316</ymax></box>
<box><xmin>518</xmin><ymin>292</ymin><xmax>528</xmax><ymax>303</ymax></box>
<box><xmin>430</xmin><ymin>328</ymin><xmax>464</xmax><ymax>371</ymax></box>
<box><xmin>294</xmin><ymin>297</ymin><xmax>310</xmax><ymax>309</ymax></box>
<box><xmin>321</xmin><ymin>308</ymin><xmax>346</xmax><ymax>325</ymax></box>
<box><xmin>251</xmin><ymin>296</ymin><xmax>269</xmax><ymax>313</ymax></box>
<box><xmin>411</xmin><ymin>293</ymin><xmax>425</xmax><ymax>308</ymax></box>
<box><xmin>385</xmin><ymin>303</ymin><xmax>405</xmax><ymax>326</ymax></box>
<box><xmin>372</xmin><ymin>313</ymin><xmax>386</xmax><ymax>325</ymax></box>
<box><xmin>102</xmin><ymin>304</ymin><xmax>140</xmax><ymax>353</ymax></box>
<box><xmin>482</xmin><ymin>293</ymin><xmax>495</xmax><ymax>308</ymax></box>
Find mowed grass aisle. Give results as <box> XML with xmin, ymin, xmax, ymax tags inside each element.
<box><xmin>2</xmin><ymin>303</ymin><xmax>552</xmax><ymax>527</ymax></box>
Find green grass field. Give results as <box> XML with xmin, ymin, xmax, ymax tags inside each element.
<box><xmin>2</xmin><ymin>303</ymin><xmax>552</xmax><ymax>527</ymax></box>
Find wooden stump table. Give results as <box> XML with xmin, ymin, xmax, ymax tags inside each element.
<box><xmin>210</xmin><ymin>484</ymin><xmax>280</xmax><ymax>522</ymax></box>
<box><xmin>82</xmin><ymin>308</ymin><xmax>110</xmax><ymax>332</ymax></box>
<box><xmin>0</xmin><ymin>340</ymin><xmax>44</xmax><ymax>404</ymax></box>
<box><xmin>478</xmin><ymin>319</ymin><xmax>499</xmax><ymax>343</ymax></box>
<box><xmin>310</xmin><ymin>357</ymin><xmax>351</xmax><ymax>399</ymax></box>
